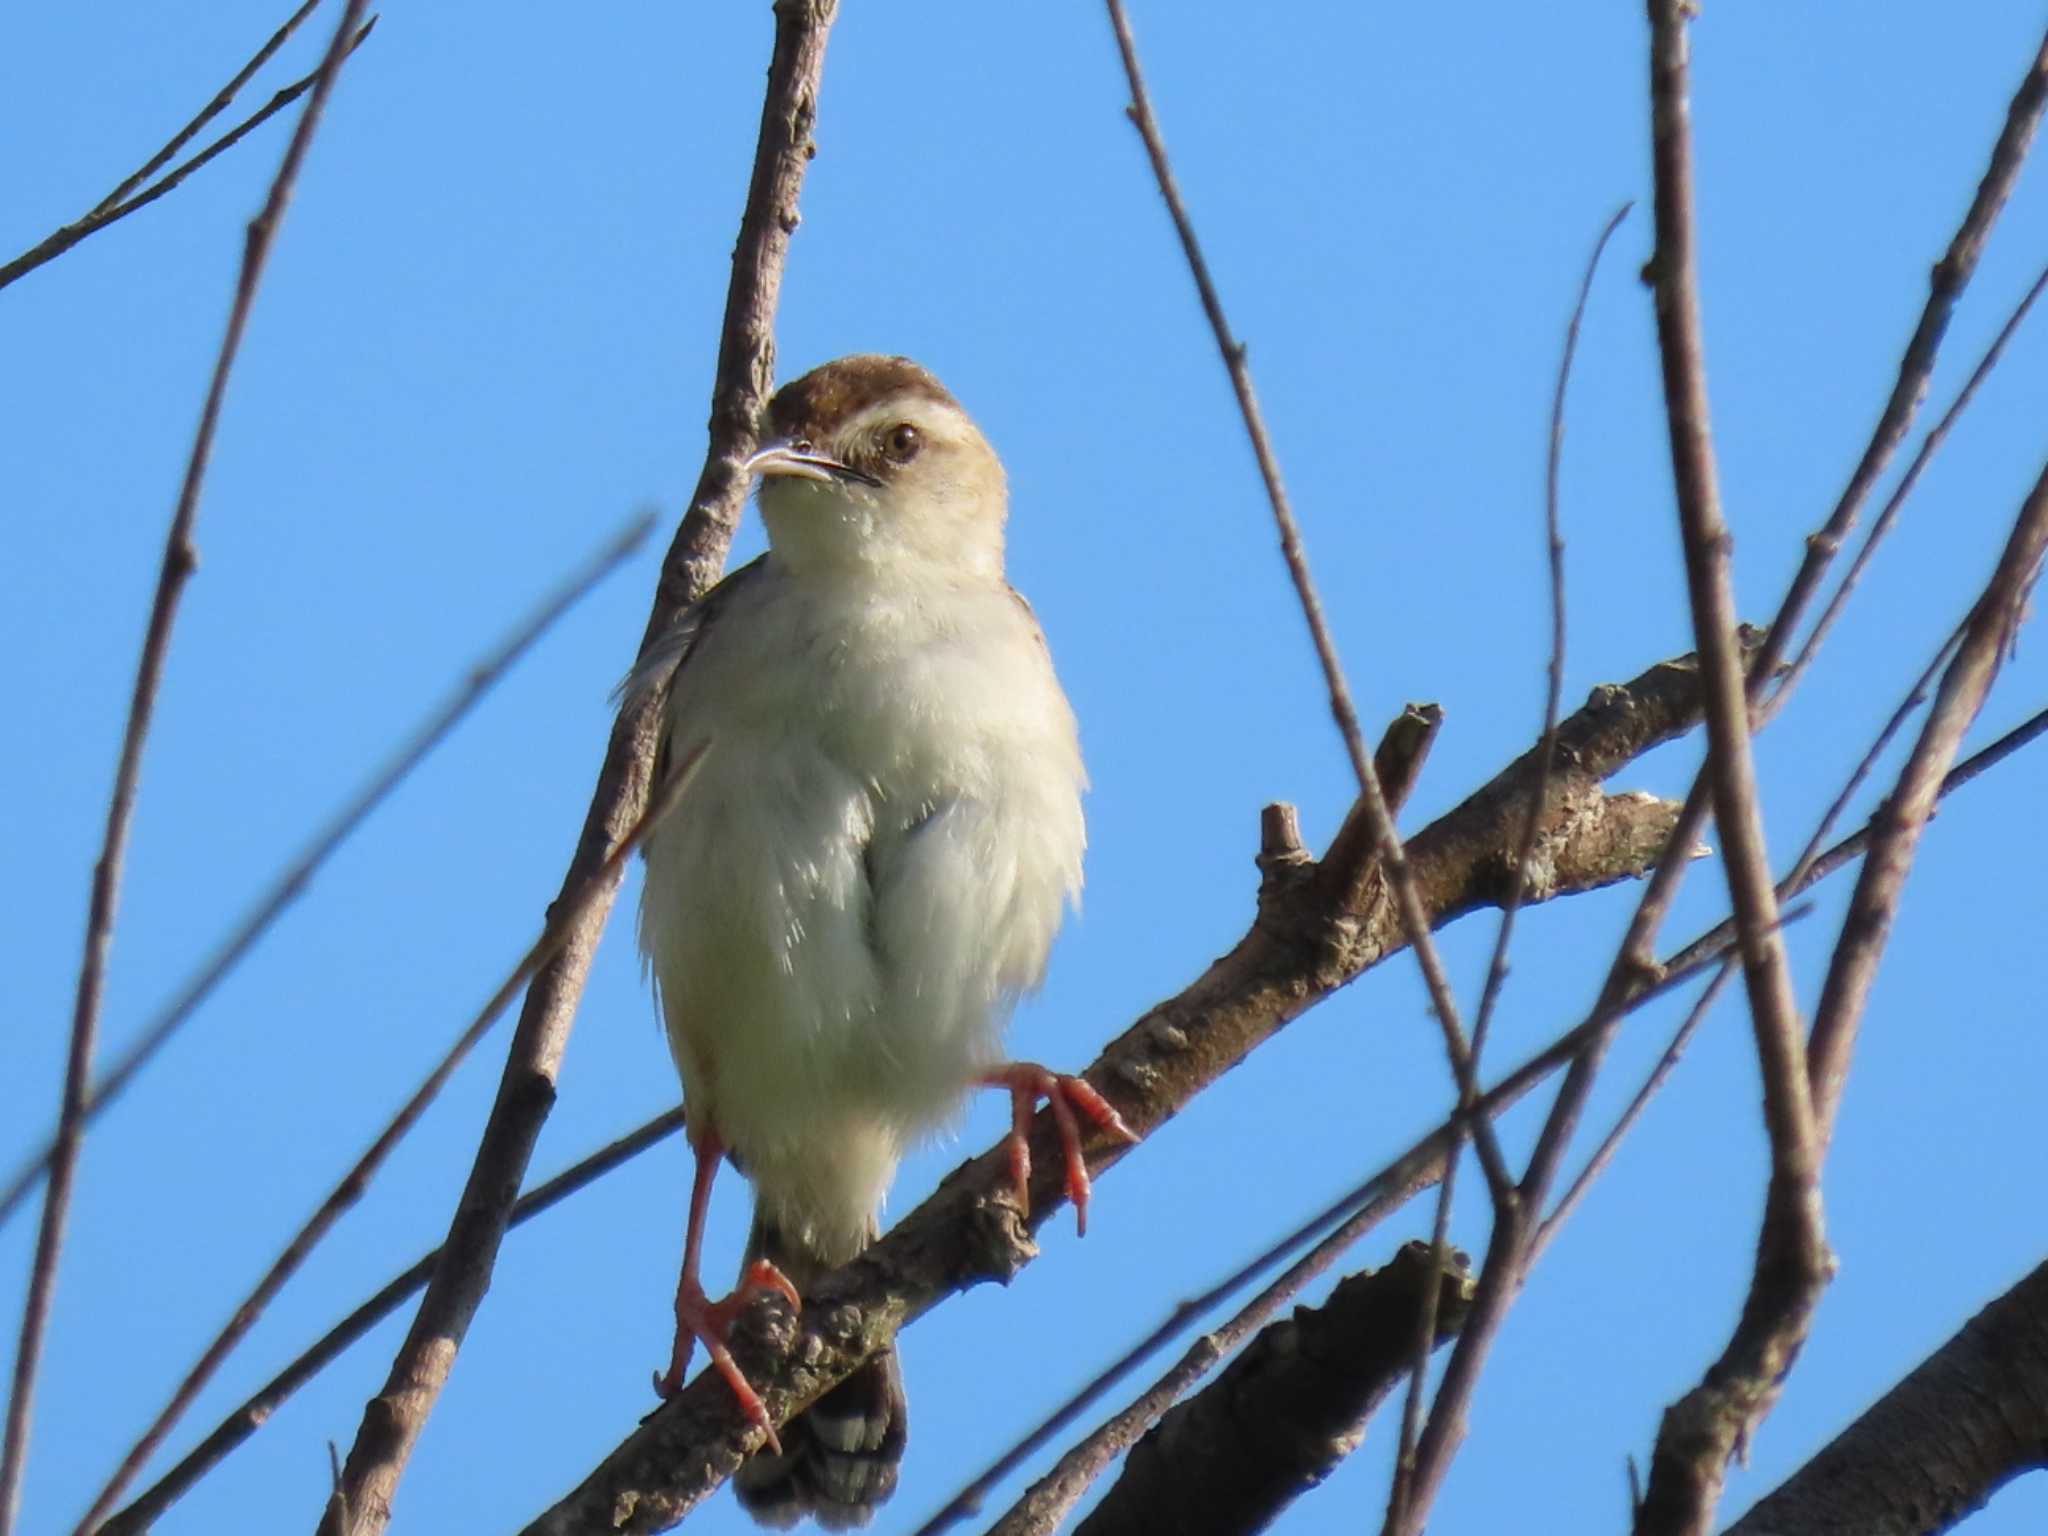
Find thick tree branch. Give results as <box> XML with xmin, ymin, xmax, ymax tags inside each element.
<box><xmin>1075</xmin><ymin>1244</ymin><xmax>1474</xmax><ymax>1536</ymax></box>
<box><xmin>322</xmin><ymin>4</ymin><xmax>840</xmax><ymax>1532</ymax></box>
<box><xmin>521</xmin><ymin>645</ymin><xmax>1717</xmax><ymax>1535</ymax></box>
<box><xmin>1724</xmin><ymin>1255</ymin><xmax>2048</xmax><ymax>1536</ymax></box>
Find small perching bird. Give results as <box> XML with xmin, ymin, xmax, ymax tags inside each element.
<box><xmin>629</xmin><ymin>355</ymin><xmax>1133</xmax><ymax>1527</ymax></box>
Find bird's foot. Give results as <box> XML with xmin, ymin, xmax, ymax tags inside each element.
<box><xmin>979</xmin><ymin>1063</ymin><xmax>1138</xmax><ymax>1236</ymax></box>
<box><xmin>652</xmin><ymin>1258</ymin><xmax>802</xmax><ymax>1450</ymax></box>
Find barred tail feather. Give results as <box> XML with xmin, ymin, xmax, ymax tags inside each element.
<box><xmin>733</xmin><ymin>1210</ymin><xmax>907</xmax><ymax>1529</ymax></box>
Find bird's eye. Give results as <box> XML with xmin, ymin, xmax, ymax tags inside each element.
<box><xmin>791</xmin><ymin>437</ymin><xmax>816</xmax><ymax>456</ymax></box>
<box><xmin>884</xmin><ymin>423</ymin><xmax>922</xmax><ymax>463</ymax></box>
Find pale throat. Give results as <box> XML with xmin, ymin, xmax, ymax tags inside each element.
<box><xmin>758</xmin><ymin>479</ymin><xmax>1008</xmax><ymax>585</ymax></box>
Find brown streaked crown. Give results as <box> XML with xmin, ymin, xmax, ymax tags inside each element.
<box><xmin>767</xmin><ymin>355</ymin><xmax>960</xmax><ymax>449</ymax></box>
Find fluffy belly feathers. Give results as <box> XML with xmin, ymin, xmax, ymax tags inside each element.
<box><xmin>637</xmin><ymin>573</ymin><xmax>1083</xmax><ymax>1260</ymax></box>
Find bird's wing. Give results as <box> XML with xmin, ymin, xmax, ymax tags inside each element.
<box><xmin>613</xmin><ymin>554</ymin><xmax>768</xmax><ymax>716</ymax></box>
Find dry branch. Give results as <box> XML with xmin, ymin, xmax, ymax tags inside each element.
<box><xmin>1635</xmin><ymin>422</ymin><xmax>2048</xmax><ymax>1536</ymax></box>
<box><xmin>0</xmin><ymin>512</ymin><xmax>652</xmax><ymax>1233</ymax></box>
<box><xmin>0</xmin><ymin>12</ymin><xmax>379</xmax><ymax>295</ymax></box>
<box><xmin>76</xmin><ymin>751</ymin><xmax>702</xmax><ymax>1536</ymax></box>
<box><xmin>322</xmin><ymin>3</ymin><xmax>842</xmax><ymax>1531</ymax></box>
<box><xmin>521</xmin><ymin>644</ymin><xmax>1718</xmax><ymax>1535</ymax></box>
<box><xmin>0</xmin><ymin>6</ymin><xmax>374</xmax><ymax>1531</ymax></box>
<box><xmin>1100</xmin><ymin>0</ymin><xmax>1511</xmax><ymax>1207</ymax></box>
<box><xmin>1076</xmin><ymin>1244</ymin><xmax>1474</xmax><ymax>1536</ymax></box>
<box><xmin>98</xmin><ymin>1112</ymin><xmax>686</xmax><ymax>1536</ymax></box>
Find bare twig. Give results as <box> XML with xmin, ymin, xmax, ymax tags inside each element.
<box><xmin>1756</xmin><ymin>24</ymin><xmax>2048</xmax><ymax>723</ymax></box>
<box><xmin>0</xmin><ymin>17</ymin><xmax>380</xmax><ymax>295</ymax></box>
<box><xmin>94</xmin><ymin>0</ymin><xmax>326</xmax><ymax>215</ymax></box>
<box><xmin>94</xmin><ymin>1121</ymin><xmax>687</xmax><ymax>1536</ymax></box>
<box><xmin>1580</xmin><ymin>17</ymin><xmax>2048</xmax><ymax>1044</ymax></box>
<box><xmin>1804</xmin><ymin>469</ymin><xmax>2048</xmax><ymax>1141</ymax></box>
<box><xmin>1528</xmin><ymin>964</ymin><xmax>1733</xmax><ymax>1264</ymax></box>
<box><xmin>1100</xmin><ymin>0</ymin><xmax>1512</xmax><ymax>1210</ymax></box>
<box><xmin>0</xmin><ymin>7</ymin><xmax>373</xmax><ymax>1531</ymax></box>
<box><xmin>0</xmin><ymin>511</ymin><xmax>652</xmax><ymax>1233</ymax></box>
<box><xmin>1645</xmin><ymin>0</ymin><xmax>1818</xmax><ymax>1220</ymax></box>
<box><xmin>1520</xmin><ymin>16</ymin><xmax>2048</xmax><ymax>1249</ymax></box>
<box><xmin>1776</xmin><ymin>259</ymin><xmax>2048</xmax><ymax>705</ymax></box>
<box><xmin>1587</xmin><ymin>14</ymin><xmax>1833</xmax><ymax>1533</ymax></box>
<box><xmin>75</xmin><ymin>750</ymin><xmax>702</xmax><ymax>1536</ymax></box>
<box><xmin>1388</xmin><ymin>199</ymin><xmax>1632</xmax><ymax>1532</ymax></box>
<box><xmin>1532</xmin><ymin>611</ymin><xmax>1972</xmax><ymax>1262</ymax></box>
<box><xmin>323</xmin><ymin>5</ymin><xmax>842</xmax><ymax>1531</ymax></box>
<box><xmin>1635</xmin><ymin>475</ymin><xmax>2048</xmax><ymax>1533</ymax></box>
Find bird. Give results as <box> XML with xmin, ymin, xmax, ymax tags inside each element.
<box><xmin>627</xmin><ymin>354</ymin><xmax>1135</xmax><ymax>1527</ymax></box>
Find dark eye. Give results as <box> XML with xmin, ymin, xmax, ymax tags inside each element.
<box><xmin>791</xmin><ymin>437</ymin><xmax>816</xmax><ymax>455</ymax></box>
<box><xmin>884</xmin><ymin>423</ymin><xmax>922</xmax><ymax>463</ymax></box>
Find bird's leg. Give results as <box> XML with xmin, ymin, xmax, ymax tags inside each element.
<box><xmin>977</xmin><ymin>1064</ymin><xmax>1138</xmax><ymax>1236</ymax></box>
<box><xmin>653</xmin><ymin>1123</ymin><xmax>802</xmax><ymax>1451</ymax></box>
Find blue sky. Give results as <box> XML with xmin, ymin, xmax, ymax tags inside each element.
<box><xmin>6</xmin><ymin>5</ymin><xmax>2048</xmax><ymax>1534</ymax></box>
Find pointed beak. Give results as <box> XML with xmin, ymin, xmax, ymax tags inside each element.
<box><xmin>744</xmin><ymin>439</ymin><xmax>881</xmax><ymax>488</ymax></box>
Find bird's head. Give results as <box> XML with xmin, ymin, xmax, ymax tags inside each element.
<box><xmin>747</xmin><ymin>355</ymin><xmax>1009</xmax><ymax>580</ymax></box>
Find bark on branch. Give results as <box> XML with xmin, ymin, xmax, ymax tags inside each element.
<box><xmin>1724</xmin><ymin>1255</ymin><xmax>2048</xmax><ymax>1536</ymax></box>
<box><xmin>1075</xmin><ymin>1242</ymin><xmax>1475</xmax><ymax>1536</ymax></box>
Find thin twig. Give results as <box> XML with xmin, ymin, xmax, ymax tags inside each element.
<box><xmin>1637</xmin><ymin>456</ymin><xmax>2048</xmax><ymax>1536</ymax></box>
<box><xmin>1775</xmin><ymin>259</ymin><xmax>2048</xmax><ymax>706</ymax></box>
<box><xmin>1751</xmin><ymin>24</ymin><xmax>2048</xmax><ymax>725</ymax></box>
<box><xmin>94</xmin><ymin>0</ymin><xmax>326</xmax><ymax>215</ymax></box>
<box><xmin>1804</xmin><ymin>470</ymin><xmax>2048</xmax><ymax>1141</ymax></box>
<box><xmin>74</xmin><ymin>751</ymin><xmax>703</xmax><ymax>1536</ymax></box>
<box><xmin>1645</xmin><ymin>0</ymin><xmax>1818</xmax><ymax>1223</ymax></box>
<box><xmin>98</xmin><ymin>1109</ymin><xmax>686</xmax><ymax>1536</ymax></box>
<box><xmin>325</xmin><ymin>4</ymin><xmax>842</xmax><ymax>1530</ymax></box>
<box><xmin>1569</xmin><ymin>18</ymin><xmax>2048</xmax><ymax>1062</ymax></box>
<box><xmin>0</xmin><ymin>7</ymin><xmax>372</xmax><ymax>1531</ymax></box>
<box><xmin>1528</xmin><ymin>965</ymin><xmax>1733</xmax><ymax>1264</ymax></box>
<box><xmin>1508</xmin><ymin>15</ymin><xmax>2048</xmax><ymax>1294</ymax></box>
<box><xmin>0</xmin><ymin>511</ymin><xmax>652</xmax><ymax>1233</ymax></box>
<box><xmin>1531</xmin><ymin>613</ymin><xmax>1971</xmax><ymax>1260</ymax></box>
<box><xmin>1101</xmin><ymin>0</ymin><xmax>1513</xmax><ymax>1205</ymax></box>
<box><xmin>0</xmin><ymin>18</ymin><xmax>379</xmax><ymax>295</ymax></box>
<box><xmin>1387</xmin><ymin>199</ymin><xmax>1632</xmax><ymax>1532</ymax></box>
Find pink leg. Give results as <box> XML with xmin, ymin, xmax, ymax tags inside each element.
<box><xmin>653</xmin><ymin>1124</ymin><xmax>801</xmax><ymax>1451</ymax></box>
<box><xmin>977</xmin><ymin>1064</ymin><xmax>1138</xmax><ymax>1237</ymax></box>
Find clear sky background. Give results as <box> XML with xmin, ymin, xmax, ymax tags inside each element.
<box><xmin>6</xmin><ymin>5</ymin><xmax>2048</xmax><ymax>1535</ymax></box>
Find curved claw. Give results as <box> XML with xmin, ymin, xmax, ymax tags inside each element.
<box><xmin>653</xmin><ymin>1260</ymin><xmax>802</xmax><ymax>1453</ymax></box>
<box><xmin>979</xmin><ymin>1063</ymin><xmax>1139</xmax><ymax>1236</ymax></box>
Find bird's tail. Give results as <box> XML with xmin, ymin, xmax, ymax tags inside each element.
<box><xmin>733</xmin><ymin>1209</ymin><xmax>907</xmax><ymax>1530</ymax></box>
